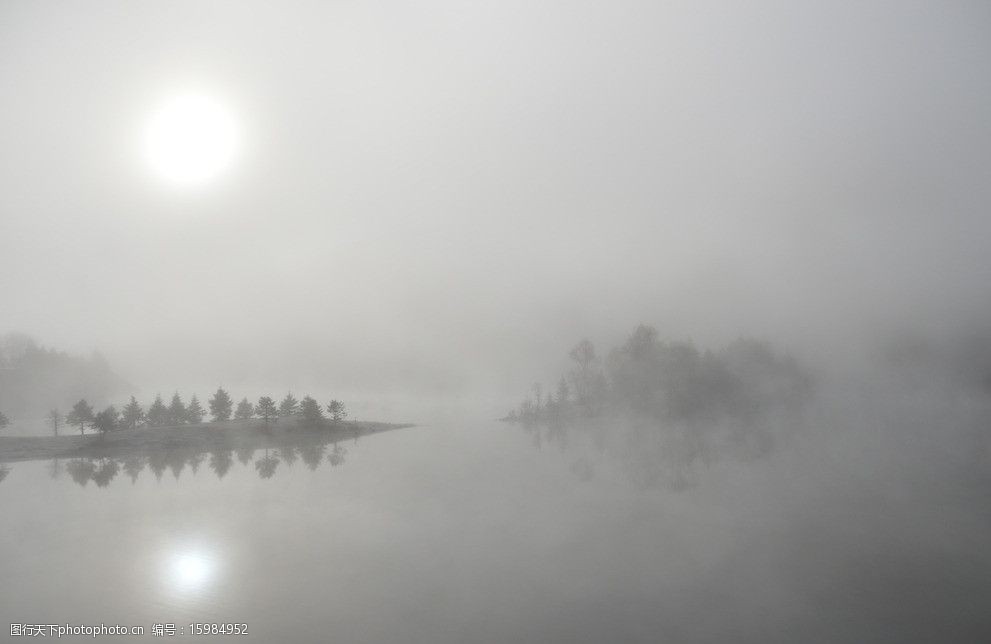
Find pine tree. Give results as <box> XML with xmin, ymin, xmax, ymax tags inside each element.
<box><xmin>121</xmin><ymin>396</ymin><xmax>145</xmax><ymax>430</ymax></box>
<box><xmin>167</xmin><ymin>393</ymin><xmax>187</xmax><ymax>426</ymax></box>
<box><xmin>299</xmin><ymin>396</ymin><xmax>324</xmax><ymax>424</ymax></box>
<box><xmin>279</xmin><ymin>393</ymin><xmax>299</xmax><ymax>417</ymax></box>
<box><xmin>66</xmin><ymin>399</ymin><xmax>95</xmax><ymax>435</ymax></box>
<box><xmin>186</xmin><ymin>395</ymin><xmax>206</xmax><ymax>424</ymax></box>
<box><xmin>256</xmin><ymin>396</ymin><xmax>278</xmax><ymax>427</ymax></box>
<box><xmin>327</xmin><ymin>400</ymin><xmax>348</xmax><ymax>422</ymax></box>
<box><xmin>234</xmin><ymin>397</ymin><xmax>254</xmax><ymax>420</ymax></box>
<box><xmin>209</xmin><ymin>387</ymin><xmax>233</xmax><ymax>421</ymax></box>
<box><xmin>147</xmin><ymin>395</ymin><xmax>167</xmax><ymax>428</ymax></box>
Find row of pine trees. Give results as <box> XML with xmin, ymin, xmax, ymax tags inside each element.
<box><xmin>43</xmin><ymin>389</ymin><xmax>348</xmax><ymax>436</ymax></box>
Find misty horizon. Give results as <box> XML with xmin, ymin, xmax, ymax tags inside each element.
<box><xmin>2</xmin><ymin>2</ymin><xmax>990</xmax><ymax>642</ymax></box>
<box><xmin>3</xmin><ymin>1</ymin><xmax>990</xmax><ymax>402</ymax></box>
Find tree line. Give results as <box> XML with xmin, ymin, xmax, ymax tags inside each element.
<box><xmin>0</xmin><ymin>389</ymin><xmax>349</xmax><ymax>436</ymax></box>
<box><xmin>0</xmin><ymin>332</ymin><xmax>130</xmax><ymax>417</ymax></box>
<box><xmin>506</xmin><ymin>324</ymin><xmax>813</xmax><ymax>425</ymax></box>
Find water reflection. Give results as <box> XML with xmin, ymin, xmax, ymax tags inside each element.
<box><xmin>187</xmin><ymin>452</ymin><xmax>204</xmax><ymax>475</ymax></box>
<box><xmin>328</xmin><ymin>443</ymin><xmax>347</xmax><ymax>467</ymax></box>
<box><xmin>47</xmin><ymin>458</ymin><xmax>62</xmax><ymax>479</ymax></box>
<box><xmin>299</xmin><ymin>443</ymin><xmax>326</xmax><ymax>470</ymax></box>
<box><xmin>123</xmin><ymin>456</ymin><xmax>143</xmax><ymax>482</ymax></box>
<box><xmin>91</xmin><ymin>458</ymin><xmax>119</xmax><ymax>487</ymax></box>
<box><xmin>518</xmin><ymin>413</ymin><xmax>785</xmax><ymax>490</ymax></box>
<box><xmin>60</xmin><ymin>457</ymin><xmax>127</xmax><ymax>488</ymax></box>
<box><xmin>39</xmin><ymin>436</ymin><xmax>356</xmax><ymax>487</ymax></box>
<box><xmin>235</xmin><ymin>444</ymin><xmax>254</xmax><ymax>466</ymax></box>
<box><xmin>278</xmin><ymin>445</ymin><xmax>298</xmax><ymax>467</ymax></box>
<box><xmin>148</xmin><ymin>450</ymin><xmax>168</xmax><ymax>481</ymax></box>
<box><xmin>66</xmin><ymin>458</ymin><xmax>96</xmax><ymax>486</ymax></box>
<box><xmin>209</xmin><ymin>449</ymin><xmax>234</xmax><ymax>479</ymax></box>
<box><xmin>167</xmin><ymin>451</ymin><xmax>187</xmax><ymax>481</ymax></box>
<box><xmin>254</xmin><ymin>448</ymin><xmax>279</xmax><ymax>479</ymax></box>
<box><xmin>169</xmin><ymin>550</ymin><xmax>216</xmax><ymax>592</ymax></box>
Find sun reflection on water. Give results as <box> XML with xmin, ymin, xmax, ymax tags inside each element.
<box><xmin>165</xmin><ymin>549</ymin><xmax>217</xmax><ymax>594</ymax></box>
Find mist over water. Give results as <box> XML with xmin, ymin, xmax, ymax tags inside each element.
<box><xmin>2</xmin><ymin>1</ymin><xmax>991</xmax><ymax>642</ymax></box>
<box><xmin>2</xmin><ymin>393</ymin><xmax>988</xmax><ymax>643</ymax></box>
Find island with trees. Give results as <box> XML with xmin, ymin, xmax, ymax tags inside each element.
<box><xmin>0</xmin><ymin>387</ymin><xmax>409</xmax><ymax>465</ymax></box>
<box><xmin>502</xmin><ymin>324</ymin><xmax>814</xmax><ymax>488</ymax></box>
<box><xmin>0</xmin><ymin>333</ymin><xmax>412</xmax><ymax>467</ymax></box>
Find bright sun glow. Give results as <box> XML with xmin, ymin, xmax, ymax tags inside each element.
<box><xmin>169</xmin><ymin>551</ymin><xmax>215</xmax><ymax>590</ymax></box>
<box><xmin>145</xmin><ymin>95</ymin><xmax>239</xmax><ymax>186</ymax></box>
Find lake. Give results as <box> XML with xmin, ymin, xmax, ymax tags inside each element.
<box><xmin>1</xmin><ymin>413</ymin><xmax>989</xmax><ymax>643</ymax></box>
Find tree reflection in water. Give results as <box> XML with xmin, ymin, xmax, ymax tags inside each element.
<box><xmin>209</xmin><ymin>449</ymin><xmax>234</xmax><ymax>479</ymax></box>
<box><xmin>91</xmin><ymin>458</ymin><xmax>119</xmax><ymax>487</ymax></box>
<box><xmin>148</xmin><ymin>451</ymin><xmax>168</xmax><ymax>482</ymax></box>
<box><xmin>166</xmin><ymin>451</ymin><xmax>186</xmax><ymax>481</ymax></box>
<box><xmin>187</xmin><ymin>453</ymin><xmax>204</xmax><ymax>476</ymax></box>
<box><xmin>298</xmin><ymin>443</ymin><xmax>325</xmax><ymax>471</ymax></box>
<box><xmin>235</xmin><ymin>445</ymin><xmax>254</xmax><ymax>466</ymax></box>
<box><xmin>254</xmin><ymin>448</ymin><xmax>279</xmax><ymax>479</ymax></box>
<box><xmin>519</xmin><ymin>412</ymin><xmax>789</xmax><ymax>491</ymax></box>
<box><xmin>278</xmin><ymin>446</ymin><xmax>298</xmax><ymax>467</ymax></box>
<box><xmin>327</xmin><ymin>443</ymin><xmax>347</xmax><ymax>467</ymax></box>
<box><xmin>67</xmin><ymin>459</ymin><xmax>97</xmax><ymax>486</ymax></box>
<box><xmin>42</xmin><ymin>436</ymin><xmax>356</xmax><ymax>487</ymax></box>
<box><xmin>122</xmin><ymin>456</ymin><xmax>143</xmax><ymax>483</ymax></box>
<box><xmin>508</xmin><ymin>328</ymin><xmax>811</xmax><ymax>490</ymax></box>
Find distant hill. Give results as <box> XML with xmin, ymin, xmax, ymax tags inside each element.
<box><xmin>0</xmin><ymin>333</ymin><xmax>131</xmax><ymax>419</ymax></box>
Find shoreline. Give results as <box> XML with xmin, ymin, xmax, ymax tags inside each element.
<box><xmin>0</xmin><ymin>418</ymin><xmax>413</xmax><ymax>464</ymax></box>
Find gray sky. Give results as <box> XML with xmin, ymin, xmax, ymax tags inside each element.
<box><xmin>2</xmin><ymin>1</ymin><xmax>990</xmax><ymax>399</ymax></box>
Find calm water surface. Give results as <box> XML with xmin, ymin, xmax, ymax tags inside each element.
<box><xmin>1</xmin><ymin>417</ymin><xmax>989</xmax><ymax>643</ymax></box>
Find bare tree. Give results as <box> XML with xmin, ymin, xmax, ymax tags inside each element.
<box><xmin>47</xmin><ymin>408</ymin><xmax>61</xmax><ymax>435</ymax></box>
<box><xmin>568</xmin><ymin>339</ymin><xmax>600</xmax><ymax>414</ymax></box>
<box><xmin>569</xmin><ymin>338</ymin><xmax>597</xmax><ymax>372</ymax></box>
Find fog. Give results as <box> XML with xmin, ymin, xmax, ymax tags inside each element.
<box><xmin>2</xmin><ymin>1</ymin><xmax>989</xmax><ymax>401</ymax></box>
<box><xmin>2</xmin><ymin>2</ymin><xmax>990</xmax><ymax>642</ymax></box>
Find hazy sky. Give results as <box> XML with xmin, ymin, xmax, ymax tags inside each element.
<box><xmin>2</xmin><ymin>1</ymin><xmax>989</xmax><ymax>398</ymax></box>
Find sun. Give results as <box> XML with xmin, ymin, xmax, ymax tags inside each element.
<box><xmin>144</xmin><ymin>95</ymin><xmax>239</xmax><ymax>186</ymax></box>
